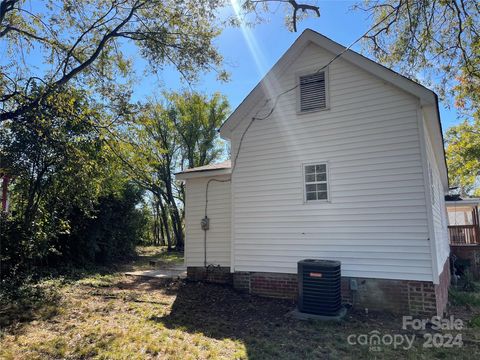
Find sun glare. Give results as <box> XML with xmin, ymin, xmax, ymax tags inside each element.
<box><xmin>229</xmin><ymin>0</ymin><xmax>302</xmax><ymax>156</ymax></box>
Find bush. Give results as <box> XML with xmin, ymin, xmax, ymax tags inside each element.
<box><xmin>0</xmin><ymin>86</ymin><xmax>151</xmax><ymax>283</ymax></box>
<box><xmin>65</xmin><ymin>183</ymin><xmax>148</xmax><ymax>264</ymax></box>
<box><xmin>0</xmin><ymin>183</ymin><xmax>149</xmax><ymax>282</ymax></box>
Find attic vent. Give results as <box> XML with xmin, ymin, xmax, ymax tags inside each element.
<box><xmin>299</xmin><ymin>71</ymin><xmax>327</xmax><ymax>112</ymax></box>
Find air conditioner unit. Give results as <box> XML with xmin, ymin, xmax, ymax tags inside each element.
<box><xmin>298</xmin><ymin>259</ymin><xmax>342</xmax><ymax>316</ymax></box>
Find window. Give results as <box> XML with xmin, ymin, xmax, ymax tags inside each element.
<box><xmin>304</xmin><ymin>163</ymin><xmax>329</xmax><ymax>202</ymax></box>
<box><xmin>299</xmin><ymin>71</ymin><xmax>327</xmax><ymax>112</ymax></box>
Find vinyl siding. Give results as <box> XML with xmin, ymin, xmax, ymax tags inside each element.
<box><xmin>423</xmin><ymin>118</ymin><xmax>450</xmax><ymax>275</ymax></box>
<box><xmin>184</xmin><ymin>176</ymin><xmax>231</xmax><ymax>267</ymax></box>
<box><xmin>230</xmin><ymin>42</ymin><xmax>433</xmax><ymax>281</ymax></box>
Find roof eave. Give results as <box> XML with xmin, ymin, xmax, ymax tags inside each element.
<box><xmin>175</xmin><ymin>168</ymin><xmax>232</xmax><ymax>181</ymax></box>
<box><xmin>446</xmin><ymin>199</ymin><xmax>480</xmax><ymax>206</ymax></box>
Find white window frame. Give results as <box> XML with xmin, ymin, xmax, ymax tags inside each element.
<box><xmin>302</xmin><ymin>162</ymin><xmax>330</xmax><ymax>203</ymax></box>
<box><xmin>296</xmin><ymin>67</ymin><xmax>330</xmax><ymax>114</ymax></box>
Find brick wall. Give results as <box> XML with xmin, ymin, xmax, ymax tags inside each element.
<box><xmin>187</xmin><ymin>266</ymin><xmax>450</xmax><ymax>316</ymax></box>
<box><xmin>434</xmin><ymin>259</ymin><xmax>451</xmax><ymax>316</ymax></box>
<box><xmin>341</xmin><ymin>277</ymin><xmax>412</xmax><ymax>314</ymax></box>
<box><xmin>250</xmin><ymin>273</ymin><xmax>297</xmax><ymax>299</ymax></box>
<box><xmin>341</xmin><ymin>277</ymin><xmax>439</xmax><ymax>315</ymax></box>
<box><xmin>230</xmin><ymin>270</ymin><xmax>450</xmax><ymax>316</ymax></box>
<box><xmin>405</xmin><ymin>280</ymin><xmax>437</xmax><ymax>316</ymax></box>
<box><xmin>187</xmin><ymin>266</ymin><xmax>232</xmax><ymax>284</ymax></box>
<box><xmin>232</xmin><ymin>271</ymin><xmax>250</xmax><ymax>293</ymax></box>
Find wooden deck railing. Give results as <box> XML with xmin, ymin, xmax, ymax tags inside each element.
<box><xmin>448</xmin><ymin>225</ymin><xmax>480</xmax><ymax>245</ymax></box>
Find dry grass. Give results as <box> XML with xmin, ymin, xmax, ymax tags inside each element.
<box><xmin>1</xmin><ymin>249</ymin><xmax>480</xmax><ymax>359</ymax></box>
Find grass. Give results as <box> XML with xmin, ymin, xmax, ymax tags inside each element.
<box><xmin>129</xmin><ymin>246</ymin><xmax>184</xmax><ymax>270</ymax></box>
<box><xmin>1</xmin><ymin>249</ymin><xmax>480</xmax><ymax>359</ymax></box>
<box><xmin>450</xmin><ymin>289</ymin><xmax>480</xmax><ymax>307</ymax></box>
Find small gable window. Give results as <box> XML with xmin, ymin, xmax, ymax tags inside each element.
<box><xmin>298</xmin><ymin>71</ymin><xmax>327</xmax><ymax>112</ymax></box>
<box><xmin>304</xmin><ymin>163</ymin><xmax>329</xmax><ymax>202</ymax></box>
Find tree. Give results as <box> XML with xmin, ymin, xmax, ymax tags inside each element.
<box><xmin>360</xmin><ymin>0</ymin><xmax>479</xmax><ymax>117</ymax></box>
<box><xmin>168</xmin><ymin>92</ymin><xmax>229</xmax><ymax>169</ymax></box>
<box><xmin>0</xmin><ymin>84</ymin><xmax>104</xmax><ymax>231</ymax></box>
<box><xmin>115</xmin><ymin>92</ymin><xmax>228</xmax><ymax>250</ymax></box>
<box><xmin>0</xmin><ymin>0</ymin><xmax>226</xmax><ymax>122</ymax></box>
<box><xmin>445</xmin><ymin>119</ymin><xmax>480</xmax><ymax>196</ymax></box>
<box><xmin>0</xmin><ymin>84</ymin><xmax>149</xmax><ymax>277</ymax></box>
<box><xmin>114</xmin><ymin>102</ymin><xmax>180</xmax><ymax>250</ymax></box>
<box><xmin>0</xmin><ymin>0</ymin><xmax>319</xmax><ymax>123</ymax></box>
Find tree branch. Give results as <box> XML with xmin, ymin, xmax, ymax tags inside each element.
<box><xmin>0</xmin><ymin>0</ymin><xmax>148</xmax><ymax>122</ymax></box>
<box><xmin>0</xmin><ymin>0</ymin><xmax>18</xmax><ymax>28</ymax></box>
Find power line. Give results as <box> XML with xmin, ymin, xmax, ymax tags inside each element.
<box><xmin>202</xmin><ymin>9</ymin><xmax>397</xmax><ymax>267</ymax></box>
<box><xmin>230</xmin><ymin>8</ymin><xmax>398</xmax><ymax>175</ymax></box>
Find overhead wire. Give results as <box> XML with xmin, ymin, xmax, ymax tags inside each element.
<box><xmin>202</xmin><ymin>8</ymin><xmax>398</xmax><ymax>268</ymax></box>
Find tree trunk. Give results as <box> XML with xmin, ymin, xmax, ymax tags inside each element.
<box><xmin>159</xmin><ymin>216</ymin><xmax>166</xmax><ymax>246</ymax></box>
<box><xmin>162</xmin><ymin>166</ymin><xmax>184</xmax><ymax>250</ymax></box>
<box><xmin>162</xmin><ymin>189</ymin><xmax>184</xmax><ymax>250</ymax></box>
<box><xmin>158</xmin><ymin>197</ymin><xmax>172</xmax><ymax>251</ymax></box>
<box><xmin>153</xmin><ymin>200</ymin><xmax>160</xmax><ymax>245</ymax></box>
<box><xmin>170</xmin><ymin>205</ymin><xmax>184</xmax><ymax>250</ymax></box>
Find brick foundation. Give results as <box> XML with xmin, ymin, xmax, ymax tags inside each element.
<box><xmin>232</xmin><ymin>269</ymin><xmax>449</xmax><ymax>316</ymax></box>
<box><xmin>434</xmin><ymin>259</ymin><xmax>450</xmax><ymax>316</ymax></box>
<box><xmin>187</xmin><ymin>266</ymin><xmax>232</xmax><ymax>284</ymax></box>
<box><xmin>250</xmin><ymin>272</ymin><xmax>297</xmax><ymax>299</ymax></box>
<box><xmin>187</xmin><ymin>264</ymin><xmax>450</xmax><ymax>316</ymax></box>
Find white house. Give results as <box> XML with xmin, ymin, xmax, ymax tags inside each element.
<box><xmin>176</xmin><ymin>29</ymin><xmax>450</xmax><ymax>316</ymax></box>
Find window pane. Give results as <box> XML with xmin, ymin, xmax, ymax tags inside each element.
<box><xmin>317</xmin><ymin>183</ymin><xmax>327</xmax><ymax>191</ymax></box>
<box><xmin>306</xmin><ymin>184</ymin><xmax>316</xmax><ymax>192</ymax></box>
<box><xmin>304</xmin><ymin>163</ymin><xmax>329</xmax><ymax>202</ymax></box>
<box><xmin>317</xmin><ymin>191</ymin><xmax>328</xmax><ymax>200</ymax></box>
<box><xmin>305</xmin><ymin>165</ymin><xmax>315</xmax><ymax>174</ymax></box>
<box><xmin>305</xmin><ymin>174</ymin><xmax>315</xmax><ymax>182</ymax></box>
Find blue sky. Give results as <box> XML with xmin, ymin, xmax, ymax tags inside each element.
<box><xmin>130</xmin><ymin>0</ymin><xmax>459</xmax><ymax>131</ymax></box>
<box><xmin>1</xmin><ymin>1</ymin><xmax>459</xmax><ymax>130</ymax></box>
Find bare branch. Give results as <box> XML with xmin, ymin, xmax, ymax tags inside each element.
<box><xmin>288</xmin><ymin>0</ymin><xmax>320</xmax><ymax>32</ymax></box>
<box><xmin>0</xmin><ymin>1</ymin><xmax>148</xmax><ymax>122</ymax></box>
<box><xmin>249</xmin><ymin>0</ymin><xmax>320</xmax><ymax>31</ymax></box>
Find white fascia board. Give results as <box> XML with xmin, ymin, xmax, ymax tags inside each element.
<box><xmin>446</xmin><ymin>199</ymin><xmax>480</xmax><ymax>206</ymax></box>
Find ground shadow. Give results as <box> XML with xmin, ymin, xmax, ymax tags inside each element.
<box><xmin>0</xmin><ymin>246</ymin><xmax>180</xmax><ymax>330</ymax></box>
<box><xmin>155</xmin><ymin>281</ymin><xmax>364</xmax><ymax>359</ymax></box>
<box><xmin>0</xmin><ymin>282</ymin><xmax>61</xmax><ymax>329</ymax></box>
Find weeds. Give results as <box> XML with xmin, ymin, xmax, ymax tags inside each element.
<box><xmin>1</xmin><ymin>248</ymin><xmax>480</xmax><ymax>359</ymax></box>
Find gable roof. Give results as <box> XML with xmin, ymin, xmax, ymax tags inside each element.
<box><xmin>219</xmin><ymin>28</ymin><xmax>448</xmax><ymax>190</ymax></box>
<box><xmin>220</xmin><ymin>29</ymin><xmax>437</xmax><ymax>137</ymax></box>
